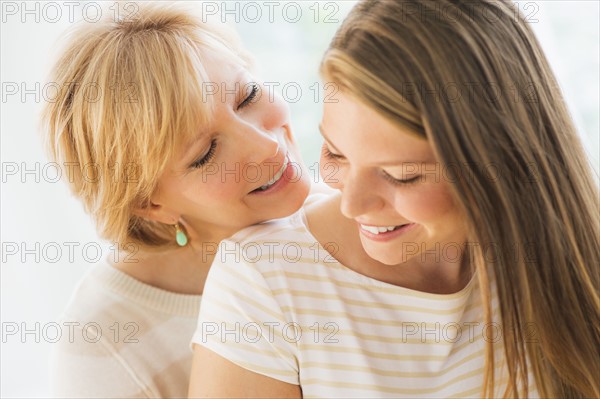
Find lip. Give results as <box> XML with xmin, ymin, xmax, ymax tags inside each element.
<box><xmin>358</xmin><ymin>222</ymin><xmax>416</xmax><ymax>242</ymax></box>
<box><xmin>248</xmin><ymin>154</ymin><xmax>294</xmax><ymax>196</ymax></box>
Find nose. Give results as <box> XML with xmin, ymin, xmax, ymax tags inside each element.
<box><xmin>339</xmin><ymin>169</ymin><xmax>385</xmax><ymax>219</ymax></box>
<box><xmin>238</xmin><ymin>122</ymin><xmax>280</xmax><ymax>163</ymax></box>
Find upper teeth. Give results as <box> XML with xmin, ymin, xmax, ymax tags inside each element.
<box><xmin>259</xmin><ymin>156</ymin><xmax>289</xmax><ymax>190</ymax></box>
<box><xmin>360</xmin><ymin>224</ymin><xmax>399</xmax><ymax>234</ymax></box>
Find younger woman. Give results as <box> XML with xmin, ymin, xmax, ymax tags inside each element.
<box><xmin>189</xmin><ymin>0</ymin><xmax>600</xmax><ymax>397</ymax></box>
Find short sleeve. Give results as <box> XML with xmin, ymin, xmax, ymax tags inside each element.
<box><xmin>191</xmin><ymin>241</ymin><xmax>299</xmax><ymax>385</ymax></box>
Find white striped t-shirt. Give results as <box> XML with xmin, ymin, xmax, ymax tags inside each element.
<box><xmin>192</xmin><ymin>209</ymin><xmax>537</xmax><ymax>398</ymax></box>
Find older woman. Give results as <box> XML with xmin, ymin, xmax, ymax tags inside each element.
<box><xmin>43</xmin><ymin>3</ymin><xmax>312</xmax><ymax>397</ymax></box>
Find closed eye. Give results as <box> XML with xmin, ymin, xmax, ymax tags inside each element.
<box><xmin>322</xmin><ymin>144</ymin><xmax>345</xmax><ymax>161</ymax></box>
<box><xmin>190</xmin><ymin>139</ymin><xmax>217</xmax><ymax>169</ymax></box>
<box><xmin>382</xmin><ymin>171</ymin><xmax>421</xmax><ymax>185</ymax></box>
<box><xmin>237</xmin><ymin>84</ymin><xmax>259</xmax><ymax>110</ymax></box>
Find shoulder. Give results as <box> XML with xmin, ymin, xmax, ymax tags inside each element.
<box><xmin>224</xmin><ymin>193</ymin><xmax>331</xmax><ymax>243</ymax></box>
<box><xmin>50</xmin><ymin>264</ymin><xmax>151</xmax><ymax>397</ymax></box>
<box><xmin>52</xmin><ymin>262</ymin><xmax>198</xmax><ymax>397</ymax></box>
<box><xmin>229</xmin><ymin>212</ymin><xmax>310</xmax><ymax>244</ymax></box>
<box><xmin>58</xmin><ymin>262</ymin><xmax>128</xmax><ymax>324</ymax></box>
<box><xmin>54</xmin><ymin>261</ymin><xmax>200</xmax><ymax>357</ymax></box>
<box><xmin>60</xmin><ymin>261</ymin><xmax>200</xmax><ymax>321</ymax></box>
<box><xmin>214</xmin><ymin>209</ymin><xmax>314</xmax><ymax>271</ymax></box>
<box><xmin>205</xmin><ymin>205</ymin><xmax>353</xmax><ymax>309</ymax></box>
<box><xmin>58</xmin><ymin>262</ymin><xmax>148</xmax><ymax>327</ymax></box>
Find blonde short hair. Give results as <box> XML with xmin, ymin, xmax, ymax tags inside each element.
<box><xmin>43</xmin><ymin>3</ymin><xmax>249</xmax><ymax>250</ymax></box>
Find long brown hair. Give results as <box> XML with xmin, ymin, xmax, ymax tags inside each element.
<box><xmin>321</xmin><ymin>0</ymin><xmax>600</xmax><ymax>397</ymax></box>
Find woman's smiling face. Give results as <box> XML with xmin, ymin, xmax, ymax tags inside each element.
<box><xmin>147</xmin><ymin>51</ymin><xmax>311</xmax><ymax>241</ymax></box>
<box><xmin>320</xmin><ymin>91</ymin><xmax>467</xmax><ymax>266</ymax></box>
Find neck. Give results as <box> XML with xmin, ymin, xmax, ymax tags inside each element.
<box><xmin>111</xmin><ymin>238</ymin><xmax>217</xmax><ymax>296</ymax></box>
<box><xmin>112</xmin><ymin>218</ymin><xmax>244</xmax><ymax>295</ymax></box>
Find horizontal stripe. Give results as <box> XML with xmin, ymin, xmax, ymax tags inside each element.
<box><xmin>281</xmin><ymin>304</ymin><xmax>475</xmax><ymax>321</ymax></box>
<box><xmin>219</xmin><ymin>263</ymin><xmax>274</xmax><ymax>298</ymax></box>
<box><xmin>263</xmin><ymin>269</ymin><xmax>475</xmax><ymax>301</ymax></box>
<box><xmin>298</xmin><ymin>343</ymin><xmax>448</xmax><ymax>361</ymax></box>
<box><xmin>208</xmin><ymin>279</ymin><xmax>287</xmax><ymax>324</ymax></box>
<box><xmin>273</xmin><ymin>288</ymin><xmax>479</xmax><ymax>314</ymax></box>
<box><xmin>301</xmin><ymin>362</ymin><xmax>510</xmax><ymax>396</ymax></box>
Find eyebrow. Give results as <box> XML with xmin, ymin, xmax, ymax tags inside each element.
<box><xmin>318</xmin><ymin>124</ymin><xmax>342</xmax><ymax>153</ymax></box>
<box><xmin>318</xmin><ymin>124</ymin><xmax>433</xmax><ymax>166</ymax></box>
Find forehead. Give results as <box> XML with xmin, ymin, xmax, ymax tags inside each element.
<box><xmin>201</xmin><ymin>48</ymin><xmax>247</xmax><ymax>82</ymax></box>
<box><xmin>321</xmin><ymin>92</ymin><xmax>435</xmax><ymax>164</ymax></box>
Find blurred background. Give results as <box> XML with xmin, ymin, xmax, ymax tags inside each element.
<box><xmin>1</xmin><ymin>1</ymin><xmax>598</xmax><ymax>397</ymax></box>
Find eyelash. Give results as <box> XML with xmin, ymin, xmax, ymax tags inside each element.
<box><xmin>322</xmin><ymin>146</ymin><xmax>345</xmax><ymax>161</ymax></box>
<box><xmin>323</xmin><ymin>145</ymin><xmax>420</xmax><ymax>185</ymax></box>
<box><xmin>382</xmin><ymin>171</ymin><xmax>421</xmax><ymax>186</ymax></box>
<box><xmin>190</xmin><ymin>139</ymin><xmax>217</xmax><ymax>169</ymax></box>
<box><xmin>237</xmin><ymin>84</ymin><xmax>259</xmax><ymax>110</ymax></box>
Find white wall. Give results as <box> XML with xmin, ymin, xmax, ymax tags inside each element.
<box><xmin>1</xmin><ymin>1</ymin><xmax>597</xmax><ymax>397</ymax></box>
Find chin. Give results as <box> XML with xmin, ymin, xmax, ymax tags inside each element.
<box><xmin>367</xmin><ymin>250</ymin><xmax>406</xmax><ymax>266</ymax></box>
<box><xmin>361</xmin><ymin>238</ymin><xmax>410</xmax><ymax>266</ymax></box>
<box><xmin>288</xmin><ymin>177</ymin><xmax>311</xmax><ymax>212</ymax></box>
<box><xmin>272</xmin><ymin>177</ymin><xmax>311</xmax><ymax>220</ymax></box>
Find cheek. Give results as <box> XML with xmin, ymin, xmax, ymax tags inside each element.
<box><xmin>203</xmin><ymin>174</ymin><xmax>246</xmax><ymax>197</ymax></box>
<box><xmin>392</xmin><ymin>183</ymin><xmax>457</xmax><ymax>223</ymax></box>
<box><xmin>319</xmin><ymin>155</ymin><xmax>342</xmax><ymax>189</ymax></box>
<box><xmin>176</xmin><ymin>174</ymin><xmax>245</xmax><ymax>209</ymax></box>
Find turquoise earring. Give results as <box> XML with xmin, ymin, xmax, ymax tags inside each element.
<box><xmin>175</xmin><ymin>223</ymin><xmax>188</xmax><ymax>246</ymax></box>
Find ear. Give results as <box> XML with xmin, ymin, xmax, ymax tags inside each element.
<box><xmin>132</xmin><ymin>201</ymin><xmax>180</xmax><ymax>226</ymax></box>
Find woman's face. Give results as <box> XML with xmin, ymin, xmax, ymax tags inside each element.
<box><xmin>149</xmin><ymin>51</ymin><xmax>311</xmax><ymax>241</ymax></box>
<box><xmin>320</xmin><ymin>91</ymin><xmax>467</xmax><ymax>266</ymax></box>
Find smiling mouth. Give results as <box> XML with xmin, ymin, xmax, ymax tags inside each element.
<box><xmin>359</xmin><ymin>223</ymin><xmax>410</xmax><ymax>235</ymax></box>
<box><xmin>250</xmin><ymin>155</ymin><xmax>289</xmax><ymax>193</ymax></box>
